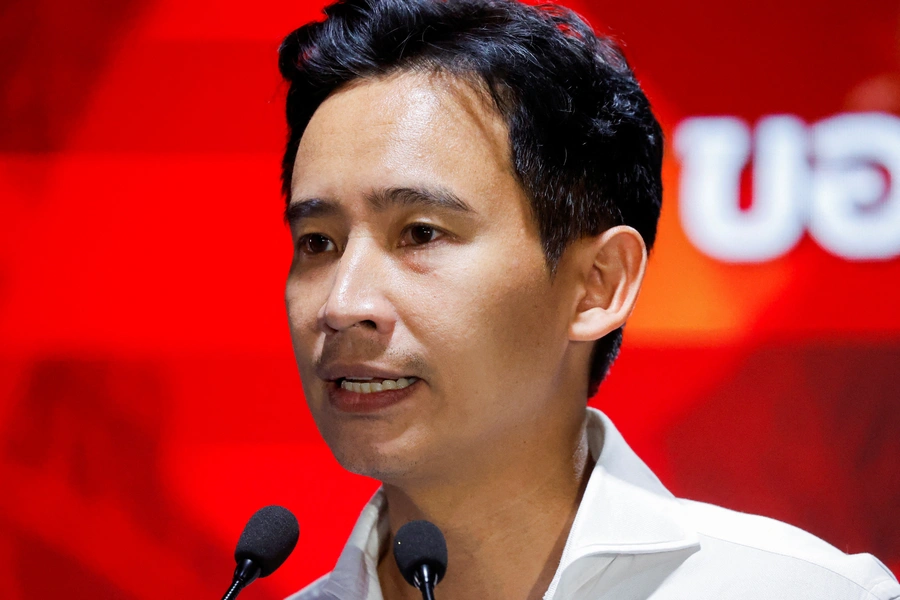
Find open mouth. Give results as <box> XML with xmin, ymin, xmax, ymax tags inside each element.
<box><xmin>337</xmin><ymin>377</ymin><xmax>418</xmax><ymax>394</ymax></box>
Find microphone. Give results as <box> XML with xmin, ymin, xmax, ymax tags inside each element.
<box><xmin>222</xmin><ymin>505</ymin><xmax>300</xmax><ymax>600</ymax></box>
<box><xmin>392</xmin><ymin>520</ymin><xmax>448</xmax><ymax>600</ymax></box>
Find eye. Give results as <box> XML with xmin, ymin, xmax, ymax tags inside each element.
<box><xmin>401</xmin><ymin>224</ymin><xmax>443</xmax><ymax>246</ymax></box>
<box><xmin>298</xmin><ymin>233</ymin><xmax>336</xmax><ymax>255</ymax></box>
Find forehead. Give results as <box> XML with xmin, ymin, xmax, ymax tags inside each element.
<box><xmin>289</xmin><ymin>71</ymin><xmax>524</xmax><ymax>214</ymax></box>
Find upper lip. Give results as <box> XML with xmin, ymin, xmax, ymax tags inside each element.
<box><xmin>316</xmin><ymin>363</ymin><xmax>417</xmax><ymax>382</ymax></box>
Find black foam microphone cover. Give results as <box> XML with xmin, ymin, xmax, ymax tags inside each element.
<box><xmin>393</xmin><ymin>520</ymin><xmax>448</xmax><ymax>587</ymax></box>
<box><xmin>234</xmin><ymin>505</ymin><xmax>300</xmax><ymax>577</ymax></box>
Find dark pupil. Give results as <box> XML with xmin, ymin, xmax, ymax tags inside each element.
<box><xmin>306</xmin><ymin>235</ymin><xmax>330</xmax><ymax>253</ymax></box>
<box><xmin>411</xmin><ymin>225</ymin><xmax>433</xmax><ymax>244</ymax></box>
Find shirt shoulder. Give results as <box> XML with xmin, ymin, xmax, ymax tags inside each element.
<box><xmin>285</xmin><ymin>573</ymin><xmax>332</xmax><ymax>600</ymax></box>
<box><xmin>670</xmin><ymin>498</ymin><xmax>900</xmax><ymax>599</ymax></box>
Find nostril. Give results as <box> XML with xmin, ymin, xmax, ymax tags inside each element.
<box><xmin>360</xmin><ymin>319</ymin><xmax>377</xmax><ymax>329</ymax></box>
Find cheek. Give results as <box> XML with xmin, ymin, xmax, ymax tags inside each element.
<box><xmin>285</xmin><ymin>266</ymin><xmax>333</xmax><ymax>332</ymax></box>
<box><xmin>481</xmin><ymin>266</ymin><xmax>564</xmax><ymax>373</ymax></box>
<box><xmin>285</xmin><ymin>278</ymin><xmax>312</xmax><ymax>340</ymax></box>
<box><xmin>285</xmin><ymin>275</ymin><xmax>328</xmax><ymax>381</ymax></box>
<box><xmin>399</xmin><ymin>243</ymin><xmax>565</xmax><ymax>396</ymax></box>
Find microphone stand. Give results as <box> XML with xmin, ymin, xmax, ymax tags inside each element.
<box><xmin>222</xmin><ymin>558</ymin><xmax>261</xmax><ymax>600</ymax></box>
<box><xmin>414</xmin><ymin>563</ymin><xmax>439</xmax><ymax>600</ymax></box>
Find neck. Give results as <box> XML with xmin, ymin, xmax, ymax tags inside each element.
<box><xmin>377</xmin><ymin>410</ymin><xmax>595</xmax><ymax>600</ymax></box>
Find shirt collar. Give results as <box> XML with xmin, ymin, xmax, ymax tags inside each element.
<box><xmin>543</xmin><ymin>408</ymin><xmax>700</xmax><ymax>599</ymax></box>
<box><xmin>321</xmin><ymin>408</ymin><xmax>700</xmax><ymax>600</ymax></box>
<box><xmin>321</xmin><ymin>491</ymin><xmax>389</xmax><ymax>600</ymax></box>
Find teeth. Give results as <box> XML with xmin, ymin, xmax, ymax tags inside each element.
<box><xmin>340</xmin><ymin>377</ymin><xmax>417</xmax><ymax>394</ymax></box>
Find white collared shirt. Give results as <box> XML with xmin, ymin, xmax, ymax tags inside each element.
<box><xmin>288</xmin><ymin>409</ymin><xmax>900</xmax><ymax>600</ymax></box>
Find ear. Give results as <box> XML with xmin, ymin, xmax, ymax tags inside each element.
<box><xmin>569</xmin><ymin>226</ymin><xmax>648</xmax><ymax>342</ymax></box>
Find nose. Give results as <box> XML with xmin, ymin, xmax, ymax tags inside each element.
<box><xmin>319</xmin><ymin>236</ymin><xmax>397</xmax><ymax>335</ymax></box>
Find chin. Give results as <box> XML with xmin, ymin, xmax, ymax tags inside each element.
<box><xmin>332</xmin><ymin>447</ymin><xmax>415</xmax><ymax>483</ymax></box>
<box><xmin>325</xmin><ymin>431</ymin><xmax>430</xmax><ymax>484</ymax></box>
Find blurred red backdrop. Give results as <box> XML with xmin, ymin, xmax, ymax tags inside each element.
<box><xmin>1</xmin><ymin>0</ymin><xmax>899</xmax><ymax>598</ymax></box>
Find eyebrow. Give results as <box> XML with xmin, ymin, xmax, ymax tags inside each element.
<box><xmin>284</xmin><ymin>198</ymin><xmax>339</xmax><ymax>227</ymax></box>
<box><xmin>285</xmin><ymin>186</ymin><xmax>475</xmax><ymax>227</ymax></box>
<box><xmin>366</xmin><ymin>186</ymin><xmax>475</xmax><ymax>213</ymax></box>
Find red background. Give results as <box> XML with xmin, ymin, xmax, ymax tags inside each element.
<box><xmin>1</xmin><ymin>0</ymin><xmax>898</xmax><ymax>597</ymax></box>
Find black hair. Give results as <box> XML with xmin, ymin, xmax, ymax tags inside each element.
<box><xmin>278</xmin><ymin>0</ymin><xmax>663</xmax><ymax>397</ymax></box>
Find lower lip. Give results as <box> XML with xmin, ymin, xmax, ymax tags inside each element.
<box><xmin>327</xmin><ymin>380</ymin><xmax>420</xmax><ymax>413</ymax></box>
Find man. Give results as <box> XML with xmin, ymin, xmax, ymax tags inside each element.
<box><xmin>278</xmin><ymin>0</ymin><xmax>900</xmax><ymax>598</ymax></box>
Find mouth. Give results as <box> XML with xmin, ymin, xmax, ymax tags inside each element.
<box><xmin>336</xmin><ymin>376</ymin><xmax>418</xmax><ymax>394</ymax></box>
<box><xmin>326</xmin><ymin>375</ymin><xmax>421</xmax><ymax>413</ymax></box>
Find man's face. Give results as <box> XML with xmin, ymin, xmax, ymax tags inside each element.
<box><xmin>286</xmin><ymin>72</ymin><xmax>583</xmax><ymax>483</ymax></box>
